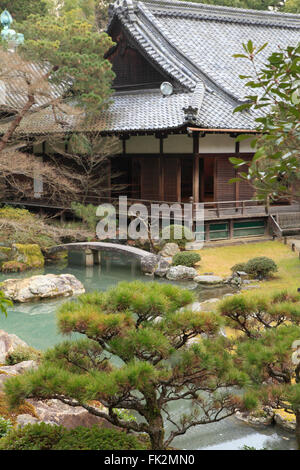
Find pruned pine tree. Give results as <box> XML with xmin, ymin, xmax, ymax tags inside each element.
<box><xmin>5</xmin><ymin>281</ymin><xmax>251</xmax><ymax>450</ymax></box>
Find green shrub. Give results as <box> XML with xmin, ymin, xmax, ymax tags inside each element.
<box><xmin>231</xmin><ymin>262</ymin><xmax>247</xmax><ymax>273</ymax></box>
<box><xmin>245</xmin><ymin>257</ymin><xmax>278</xmax><ymax>280</ymax></box>
<box><xmin>0</xmin><ymin>423</ymin><xmax>146</xmax><ymax>450</ymax></box>
<box><xmin>0</xmin><ymin>423</ymin><xmax>64</xmax><ymax>450</ymax></box>
<box><xmin>53</xmin><ymin>426</ymin><xmax>146</xmax><ymax>450</ymax></box>
<box><xmin>172</xmin><ymin>251</ymin><xmax>201</xmax><ymax>267</ymax></box>
<box><xmin>0</xmin><ymin>417</ymin><xmax>12</xmax><ymax>438</ymax></box>
<box><xmin>5</xmin><ymin>345</ymin><xmax>42</xmax><ymax>366</ymax></box>
<box><xmin>161</xmin><ymin>224</ymin><xmax>194</xmax><ymax>249</ymax></box>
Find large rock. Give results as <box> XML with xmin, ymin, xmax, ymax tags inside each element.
<box><xmin>0</xmin><ymin>330</ymin><xmax>28</xmax><ymax>363</ymax></box>
<box><xmin>16</xmin><ymin>414</ymin><xmax>40</xmax><ymax>428</ymax></box>
<box><xmin>1</xmin><ymin>244</ymin><xmax>44</xmax><ymax>273</ymax></box>
<box><xmin>27</xmin><ymin>399</ymin><xmax>115</xmax><ymax>430</ymax></box>
<box><xmin>11</xmin><ymin>244</ymin><xmax>44</xmax><ymax>269</ymax></box>
<box><xmin>154</xmin><ymin>257</ymin><xmax>171</xmax><ymax>278</ymax></box>
<box><xmin>274</xmin><ymin>411</ymin><xmax>296</xmax><ymax>431</ymax></box>
<box><xmin>193</xmin><ymin>275</ymin><xmax>224</xmax><ymax>285</ymax></box>
<box><xmin>159</xmin><ymin>243</ymin><xmax>180</xmax><ymax>258</ymax></box>
<box><xmin>0</xmin><ymin>360</ymin><xmax>37</xmax><ymax>390</ymax></box>
<box><xmin>235</xmin><ymin>410</ymin><xmax>274</xmax><ymax>427</ymax></box>
<box><xmin>1</xmin><ymin>273</ymin><xmax>85</xmax><ymax>303</ymax></box>
<box><xmin>166</xmin><ymin>266</ymin><xmax>197</xmax><ymax>281</ymax></box>
<box><xmin>140</xmin><ymin>254</ymin><xmax>158</xmax><ymax>275</ymax></box>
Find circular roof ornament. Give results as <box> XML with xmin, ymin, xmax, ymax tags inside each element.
<box><xmin>160</xmin><ymin>82</ymin><xmax>173</xmax><ymax>97</ymax></box>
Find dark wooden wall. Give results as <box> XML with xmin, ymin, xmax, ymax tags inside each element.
<box><xmin>108</xmin><ymin>20</ymin><xmax>168</xmax><ymax>89</ymax></box>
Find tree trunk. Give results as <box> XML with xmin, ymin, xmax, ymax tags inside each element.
<box><xmin>296</xmin><ymin>410</ymin><xmax>300</xmax><ymax>451</ymax></box>
<box><xmin>148</xmin><ymin>414</ymin><xmax>165</xmax><ymax>450</ymax></box>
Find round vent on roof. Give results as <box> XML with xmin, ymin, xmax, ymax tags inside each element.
<box><xmin>160</xmin><ymin>82</ymin><xmax>173</xmax><ymax>97</ymax></box>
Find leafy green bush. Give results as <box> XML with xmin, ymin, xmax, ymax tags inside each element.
<box><xmin>0</xmin><ymin>423</ymin><xmax>64</xmax><ymax>450</ymax></box>
<box><xmin>245</xmin><ymin>257</ymin><xmax>278</xmax><ymax>280</ymax></box>
<box><xmin>172</xmin><ymin>251</ymin><xmax>201</xmax><ymax>267</ymax></box>
<box><xmin>0</xmin><ymin>417</ymin><xmax>12</xmax><ymax>438</ymax></box>
<box><xmin>231</xmin><ymin>262</ymin><xmax>247</xmax><ymax>273</ymax></box>
<box><xmin>0</xmin><ymin>423</ymin><xmax>146</xmax><ymax>450</ymax></box>
<box><xmin>53</xmin><ymin>426</ymin><xmax>146</xmax><ymax>450</ymax></box>
<box><xmin>5</xmin><ymin>345</ymin><xmax>42</xmax><ymax>366</ymax></box>
<box><xmin>161</xmin><ymin>224</ymin><xmax>194</xmax><ymax>249</ymax></box>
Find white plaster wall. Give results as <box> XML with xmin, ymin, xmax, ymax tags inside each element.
<box><xmin>127</xmin><ymin>135</ymin><xmax>159</xmax><ymax>153</ymax></box>
<box><xmin>198</xmin><ymin>134</ymin><xmax>235</xmax><ymax>153</ymax></box>
<box><xmin>240</xmin><ymin>138</ymin><xmax>256</xmax><ymax>153</ymax></box>
<box><xmin>163</xmin><ymin>134</ymin><xmax>192</xmax><ymax>153</ymax></box>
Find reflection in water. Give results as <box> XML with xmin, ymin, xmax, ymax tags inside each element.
<box><xmin>0</xmin><ymin>253</ymin><xmax>296</xmax><ymax>450</ymax></box>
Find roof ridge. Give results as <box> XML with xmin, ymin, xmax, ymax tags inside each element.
<box><xmin>136</xmin><ymin>0</ymin><xmax>300</xmax><ymax>24</ymax></box>
<box><xmin>110</xmin><ymin>0</ymin><xmax>300</xmax><ymax>28</ymax></box>
<box><xmin>137</xmin><ymin>1</ymin><xmax>247</xmax><ymax>103</ymax></box>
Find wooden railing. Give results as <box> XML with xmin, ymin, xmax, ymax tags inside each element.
<box><xmin>2</xmin><ymin>194</ymin><xmax>298</xmax><ymax>221</ymax></box>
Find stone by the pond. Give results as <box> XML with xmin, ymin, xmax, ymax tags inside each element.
<box><xmin>140</xmin><ymin>254</ymin><xmax>158</xmax><ymax>275</ymax></box>
<box><xmin>180</xmin><ymin>301</ymin><xmax>203</xmax><ymax>313</ymax></box>
<box><xmin>0</xmin><ymin>360</ymin><xmax>38</xmax><ymax>390</ymax></box>
<box><xmin>154</xmin><ymin>257</ymin><xmax>171</xmax><ymax>278</ymax></box>
<box><xmin>1</xmin><ymin>273</ymin><xmax>85</xmax><ymax>303</ymax></box>
<box><xmin>159</xmin><ymin>243</ymin><xmax>180</xmax><ymax>258</ymax></box>
<box><xmin>166</xmin><ymin>266</ymin><xmax>197</xmax><ymax>281</ymax></box>
<box><xmin>241</xmin><ymin>284</ymin><xmax>260</xmax><ymax>291</ymax></box>
<box><xmin>16</xmin><ymin>414</ymin><xmax>40</xmax><ymax>428</ymax></box>
<box><xmin>0</xmin><ymin>330</ymin><xmax>28</xmax><ymax>363</ymax></box>
<box><xmin>1</xmin><ymin>244</ymin><xmax>44</xmax><ymax>273</ymax></box>
<box><xmin>235</xmin><ymin>410</ymin><xmax>274</xmax><ymax>427</ymax></box>
<box><xmin>193</xmin><ymin>275</ymin><xmax>224</xmax><ymax>285</ymax></box>
<box><xmin>12</xmin><ymin>244</ymin><xmax>44</xmax><ymax>269</ymax></box>
<box><xmin>27</xmin><ymin>398</ymin><xmax>114</xmax><ymax>430</ymax></box>
<box><xmin>202</xmin><ymin>298</ymin><xmax>220</xmax><ymax>304</ymax></box>
<box><xmin>274</xmin><ymin>411</ymin><xmax>296</xmax><ymax>431</ymax></box>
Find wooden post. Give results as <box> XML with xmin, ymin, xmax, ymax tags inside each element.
<box><xmin>177</xmin><ymin>158</ymin><xmax>181</xmax><ymax>202</ymax></box>
<box><xmin>205</xmin><ymin>223</ymin><xmax>210</xmax><ymax>242</ymax></box>
<box><xmin>159</xmin><ymin>135</ymin><xmax>164</xmax><ymax>201</ymax></box>
<box><xmin>193</xmin><ymin>133</ymin><xmax>199</xmax><ymax>203</ymax></box>
<box><xmin>229</xmin><ymin>219</ymin><xmax>234</xmax><ymax>239</ymax></box>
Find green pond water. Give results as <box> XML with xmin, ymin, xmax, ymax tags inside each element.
<box><xmin>0</xmin><ymin>252</ymin><xmax>297</xmax><ymax>450</ymax></box>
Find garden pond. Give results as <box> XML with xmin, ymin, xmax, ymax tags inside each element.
<box><xmin>0</xmin><ymin>252</ymin><xmax>297</xmax><ymax>450</ymax></box>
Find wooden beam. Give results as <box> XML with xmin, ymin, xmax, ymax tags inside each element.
<box><xmin>188</xmin><ymin>127</ymin><xmax>259</xmax><ymax>134</ymax></box>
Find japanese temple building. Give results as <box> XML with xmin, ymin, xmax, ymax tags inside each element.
<box><xmin>2</xmin><ymin>0</ymin><xmax>300</xmax><ymax>240</ymax></box>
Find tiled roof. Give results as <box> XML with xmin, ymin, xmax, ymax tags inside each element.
<box><xmin>1</xmin><ymin>0</ymin><xmax>299</xmax><ymax>134</ymax></box>
<box><xmin>0</xmin><ymin>62</ymin><xmax>66</xmax><ymax>113</ymax></box>
<box><xmin>103</xmin><ymin>0</ymin><xmax>300</xmax><ymax>131</ymax></box>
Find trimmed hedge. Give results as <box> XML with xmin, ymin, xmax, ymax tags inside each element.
<box><xmin>172</xmin><ymin>251</ymin><xmax>201</xmax><ymax>267</ymax></box>
<box><xmin>245</xmin><ymin>257</ymin><xmax>278</xmax><ymax>280</ymax></box>
<box><xmin>231</xmin><ymin>262</ymin><xmax>247</xmax><ymax>273</ymax></box>
<box><xmin>230</xmin><ymin>257</ymin><xmax>277</xmax><ymax>280</ymax></box>
<box><xmin>0</xmin><ymin>423</ymin><xmax>147</xmax><ymax>450</ymax></box>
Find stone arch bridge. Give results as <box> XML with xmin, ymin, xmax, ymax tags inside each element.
<box><xmin>49</xmin><ymin>242</ymin><xmax>158</xmax><ymax>275</ymax></box>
